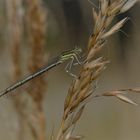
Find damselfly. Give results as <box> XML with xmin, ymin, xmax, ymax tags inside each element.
<box><xmin>0</xmin><ymin>47</ymin><xmax>82</xmax><ymax>98</ymax></box>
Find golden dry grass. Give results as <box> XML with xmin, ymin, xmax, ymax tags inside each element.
<box><xmin>6</xmin><ymin>0</ymin><xmax>47</xmax><ymax>140</ymax></box>
<box><xmin>55</xmin><ymin>1</ymin><xmax>139</xmax><ymax>140</ymax></box>
<box><xmin>1</xmin><ymin>0</ymin><xmax>139</xmax><ymax>140</ymax></box>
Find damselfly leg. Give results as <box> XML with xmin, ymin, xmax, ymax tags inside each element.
<box><xmin>65</xmin><ymin>53</ymin><xmax>82</xmax><ymax>78</ymax></box>
<box><xmin>65</xmin><ymin>57</ymin><xmax>77</xmax><ymax>78</ymax></box>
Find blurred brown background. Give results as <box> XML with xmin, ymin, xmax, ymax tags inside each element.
<box><xmin>0</xmin><ymin>0</ymin><xmax>140</xmax><ymax>140</ymax></box>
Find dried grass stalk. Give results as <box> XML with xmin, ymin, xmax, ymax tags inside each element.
<box><xmin>56</xmin><ymin>0</ymin><xmax>138</xmax><ymax>140</ymax></box>
<box><xmin>25</xmin><ymin>0</ymin><xmax>47</xmax><ymax>139</ymax></box>
<box><xmin>6</xmin><ymin>0</ymin><xmax>25</xmax><ymax>139</ymax></box>
<box><xmin>95</xmin><ymin>87</ymin><xmax>140</xmax><ymax>106</ymax></box>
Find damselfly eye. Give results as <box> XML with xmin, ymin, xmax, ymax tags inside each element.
<box><xmin>76</xmin><ymin>48</ymin><xmax>82</xmax><ymax>53</ymax></box>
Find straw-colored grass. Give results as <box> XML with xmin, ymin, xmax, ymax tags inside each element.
<box><xmin>56</xmin><ymin>1</ymin><xmax>139</xmax><ymax>140</ymax></box>
<box><xmin>6</xmin><ymin>0</ymin><xmax>47</xmax><ymax>140</ymax></box>
<box><xmin>6</xmin><ymin>0</ymin><xmax>24</xmax><ymax>139</ymax></box>
<box><xmin>2</xmin><ymin>0</ymin><xmax>139</xmax><ymax>140</ymax></box>
<box><xmin>25</xmin><ymin>0</ymin><xmax>47</xmax><ymax>139</ymax></box>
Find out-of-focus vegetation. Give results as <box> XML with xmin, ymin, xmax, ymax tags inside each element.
<box><xmin>0</xmin><ymin>0</ymin><xmax>140</xmax><ymax>140</ymax></box>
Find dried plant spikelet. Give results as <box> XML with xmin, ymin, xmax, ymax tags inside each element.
<box><xmin>72</xmin><ymin>78</ymin><xmax>80</xmax><ymax>93</ymax></box>
<box><xmin>101</xmin><ymin>17</ymin><xmax>128</xmax><ymax>39</ymax></box>
<box><xmin>87</xmin><ymin>39</ymin><xmax>105</xmax><ymax>60</ymax></box>
<box><xmin>72</xmin><ymin>85</ymin><xmax>90</xmax><ymax>106</ymax></box>
<box><xmin>87</xmin><ymin>45</ymin><xmax>103</xmax><ymax>61</ymax></box>
<box><xmin>117</xmin><ymin>88</ymin><xmax>140</xmax><ymax>93</ymax></box>
<box><xmin>7</xmin><ymin>0</ymin><xmax>24</xmax><ymax>139</ymax></box>
<box><xmin>106</xmin><ymin>90</ymin><xmax>123</xmax><ymax>95</ymax></box>
<box><xmin>63</xmin><ymin>108</ymin><xmax>69</xmax><ymax>120</ymax></box>
<box><xmin>115</xmin><ymin>94</ymin><xmax>138</xmax><ymax>106</ymax></box>
<box><xmin>87</xmin><ymin>44</ymin><xmax>104</xmax><ymax>61</ymax></box>
<box><xmin>62</xmin><ymin>114</ymin><xmax>77</xmax><ymax>134</ymax></box>
<box><xmin>72</xmin><ymin>105</ymin><xmax>85</xmax><ymax>125</ymax></box>
<box><xmin>86</xmin><ymin>57</ymin><xmax>109</xmax><ymax>70</ymax></box>
<box><xmin>79</xmin><ymin>69</ymin><xmax>90</xmax><ymax>80</ymax></box>
<box><xmin>67</xmin><ymin>90</ymin><xmax>82</xmax><ymax>109</ymax></box>
<box><xmin>62</xmin><ymin>123</ymin><xmax>71</xmax><ymax>135</ymax></box>
<box><xmin>101</xmin><ymin>90</ymin><xmax>138</xmax><ymax>106</ymax></box>
<box><xmin>109</xmin><ymin>0</ymin><xmax>122</xmax><ymax>8</ymax></box>
<box><xmin>65</xmin><ymin>103</ymin><xmax>77</xmax><ymax>116</ymax></box>
<box><xmin>87</xmin><ymin>35</ymin><xmax>95</xmax><ymax>49</ymax></box>
<box><xmin>86</xmin><ymin>61</ymin><xmax>109</xmax><ymax>70</ymax></box>
<box><xmin>68</xmin><ymin>92</ymin><xmax>87</xmax><ymax>113</ymax></box>
<box><xmin>65</xmin><ymin>90</ymin><xmax>82</xmax><ymax>113</ymax></box>
<box><xmin>87</xmin><ymin>33</ymin><xmax>103</xmax><ymax>50</ymax></box>
<box><xmin>120</xmin><ymin>0</ymin><xmax>138</xmax><ymax>13</ymax></box>
<box><xmin>75</xmin><ymin>84</ymin><xmax>89</xmax><ymax>99</ymax></box>
<box><xmin>108</xmin><ymin>1</ymin><xmax>124</xmax><ymax>16</ymax></box>
<box><xmin>64</xmin><ymin>81</ymin><xmax>76</xmax><ymax>110</ymax></box>
<box><xmin>96</xmin><ymin>28</ymin><xmax>105</xmax><ymax>40</ymax></box>
<box><xmin>101</xmin><ymin>0</ymin><xmax>109</xmax><ymax>15</ymax></box>
<box><xmin>84</xmin><ymin>57</ymin><xmax>103</xmax><ymax>69</ymax></box>
<box><xmin>70</xmin><ymin>96</ymin><xmax>91</xmax><ymax>114</ymax></box>
<box><xmin>91</xmin><ymin>64</ymin><xmax>106</xmax><ymax>80</ymax></box>
<box><xmin>92</xmin><ymin>8</ymin><xmax>98</xmax><ymax>21</ymax></box>
<box><xmin>80</xmin><ymin>90</ymin><xmax>93</xmax><ymax>103</ymax></box>
<box><xmin>65</xmin><ymin>129</ymin><xmax>84</xmax><ymax>140</ymax></box>
<box><xmin>129</xmin><ymin>88</ymin><xmax>140</xmax><ymax>93</ymax></box>
<box><xmin>76</xmin><ymin>83</ymin><xmax>93</xmax><ymax>102</ymax></box>
<box><xmin>64</xmin><ymin>86</ymin><xmax>83</xmax><ymax>111</ymax></box>
<box><xmin>94</xmin><ymin>12</ymin><xmax>102</xmax><ymax>34</ymax></box>
<box><xmin>104</xmin><ymin>15</ymin><xmax>115</xmax><ymax>28</ymax></box>
<box><xmin>66</xmin><ymin>135</ymin><xmax>84</xmax><ymax>140</ymax></box>
<box><xmin>65</xmin><ymin>131</ymin><xmax>71</xmax><ymax>140</ymax></box>
<box><xmin>68</xmin><ymin>91</ymin><xmax>79</xmax><ymax>105</ymax></box>
<box><xmin>69</xmin><ymin>100</ymin><xmax>81</xmax><ymax>114</ymax></box>
<box><xmin>97</xmin><ymin>15</ymin><xmax>107</xmax><ymax>32</ymax></box>
<box><xmin>64</xmin><ymin>94</ymin><xmax>73</xmax><ymax>111</ymax></box>
<box><xmin>79</xmin><ymin>87</ymin><xmax>91</xmax><ymax>100</ymax></box>
<box><xmin>25</xmin><ymin>0</ymin><xmax>47</xmax><ymax>140</ymax></box>
<box><xmin>56</xmin><ymin>1</ymin><xmax>138</xmax><ymax>139</ymax></box>
<box><xmin>78</xmin><ymin>73</ymin><xmax>91</xmax><ymax>90</ymax></box>
<box><xmin>71</xmin><ymin>91</ymin><xmax>92</xmax><ymax>114</ymax></box>
<box><xmin>26</xmin><ymin>0</ymin><xmax>47</xmax><ymax>103</ymax></box>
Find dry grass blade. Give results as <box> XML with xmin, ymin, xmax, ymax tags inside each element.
<box><xmin>120</xmin><ymin>0</ymin><xmax>138</xmax><ymax>13</ymax></box>
<box><xmin>101</xmin><ymin>17</ymin><xmax>128</xmax><ymax>39</ymax></box>
<box><xmin>25</xmin><ymin>0</ymin><xmax>47</xmax><ymax>139</ymax></box>
<box><xmin>129</xmin><ymin>88</ymin><xmax>140</xmax><ymax>93</ymax></box>
<box><xmin>66</xmin><ymin>135</ymin><xmax>84</xmax><ymax>140</ymax></box>
<box><xmin>100</xmin><ymin>0</ymin><xmax>109</xmax><ymax>15</ymax></box>
<box><xmin>56</xmin><ymin>0</ymin><xmax>138</xmax><ymax>140</ymax></box>
<box><xmin>6</xmin><ymin>0</ymin><xmax>26</xmax><ymax>139</ymax></box>
<box><xmin>96</xmin><ymin>87</ymin><xmax>140</xmax><ymax>106</ymax></box>
<box><xmin>92</xmin><ymin>8</ymin><xmax>98</xmax><ymax>21</ymax></box>
<box><xmin>116</xmin><ymin>94</ymin><xmax>138</xmax><ymax>106</ymax></box>
<box><xmin>107</xmin><ymin>1</ymin><xmax>125</xmax><ymax>16</ymax></box>
<box><xmin>71</xmin><ymin>105</ymin><xmax>85</xmax><ymax>125</ymax></box>
<box><xmin>120</xmin><ymin>88</ymin><xmax>140</xmax><ymax>93</ymax></box>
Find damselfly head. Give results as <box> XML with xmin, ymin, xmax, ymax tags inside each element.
<box><xmin>60</xmin><ymin>47</ymin><xmax>82</xmax><ymax>62</ymax></box>
<box><xmin>74</xmin><ymin>46</ymin><xmax>82</xmax><ymax>53</ymax></box>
